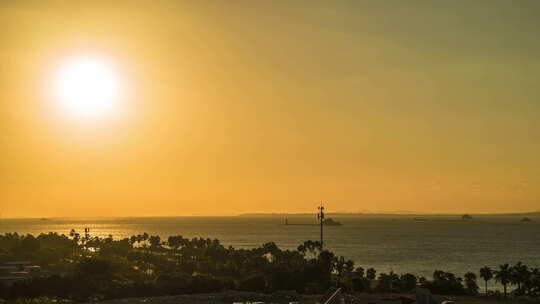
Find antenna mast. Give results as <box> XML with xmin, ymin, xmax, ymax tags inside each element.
<box><xmin>317</xmin><ymin>203</ymin><xmax>325</xmax><ymax>250</ymax></box>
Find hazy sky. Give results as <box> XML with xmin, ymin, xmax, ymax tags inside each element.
<box><xmin>1</xmin><ymin>1</ymin><xmax>539</xmax><ymax>217</ymax></box>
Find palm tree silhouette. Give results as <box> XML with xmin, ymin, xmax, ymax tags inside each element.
<box><xmin>479</xmin><ymin>266</ymin><xmax>493</xmax><ymax>294</ymax></box>
<box><xmin>511</xmin><ymin>261</ymin><xmax>530</xmax><ymax>295</ymax></box>
<box><xmin>464</xmin><ymin>272</ymin><xmax>478</xmax><ymax>294</ymax></box>
<box><xmin>495</xmin><ymin>263</ymin><xmax>512</xmax><ymax>298</ymax></box>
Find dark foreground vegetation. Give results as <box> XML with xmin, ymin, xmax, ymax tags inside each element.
<box><xmin>1</xmin><ymin>232</ymin><xmax>539</xmax><ymax>303</ymax></box>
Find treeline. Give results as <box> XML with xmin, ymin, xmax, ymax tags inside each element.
<box><xmin>0</xmin><ymin>232</ymin><xmax>539</xmax><ymax>302</ymax></box>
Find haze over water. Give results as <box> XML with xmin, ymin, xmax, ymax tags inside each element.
<box><xmin>1</xmin><ymin>215</ymin><xmax>538</xmax><ymax>283</ymax></box>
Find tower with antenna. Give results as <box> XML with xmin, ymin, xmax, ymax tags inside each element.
<box><xmin>317</xmin><ymin>203</ymin><xmax>325</xmax><ymax>250</ymax></box>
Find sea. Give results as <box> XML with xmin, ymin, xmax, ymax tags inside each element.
<box><xmin>1</xmin><ymin>214</ymin><xmax>539</xmax><ymax>283</ymax></box>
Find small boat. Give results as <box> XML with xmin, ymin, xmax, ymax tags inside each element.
<box><xmin>521</xmin><ymin>217</ymin><xmax>532</xmax><ymax>222</ymax></box>
<box><xmin>462</xmin><ymin>214</ymin><xmax>473</xmax><ymax>220</ymax></box>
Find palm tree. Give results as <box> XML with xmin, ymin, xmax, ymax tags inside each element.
<box><xmin>142</xmin><ymin>232</ymin><xmax>149</xmax><ymax>249</ymax></box>
<box><xmin>495</xmin><ymin>263</ymin><xmax>512</xmax><ymax>298</ymax></box>
<box><xmin>480</xmin><ymin>266</ymin><xmax>493</xmax><ymax>294</ymax></box>
<box><xmin>464</xmin><ymin>272</ymin><xmax>479</xmax><ymax>295</ymax></box>
<box><xmin>355</xmin><ymin>266</ymin><xmax>365</xmax><ymax>278</ymax></box>
<box><xmin>366</xmin><ymin>267</ymin><xmax>376</xmax><ymax>292</ymax></box>
<box><xmin>167</xmin><ymin>235</ymin><xmax>184</xmax><ymax>256</ymax></box>
<box><xmin>511</xmin><ymin>261</ymin><xmax>530</xmax><ymax>295</ymax></box>
<box><xmin>523</xmin><ymin>267</ymin><xmax>540</xmax><ymax>296</ymax></box>
<box><xmin>366</xmin><ymin>268</ymin><xmax>377</xmax><ymax>281</ymax></box>
<box><xmin>149</xmin><ymin>235</ymin><xmax>161</xmax><ymax>251</ymax></box>
<box><xmin>335</xmin><ymin>256</ymin><xmax>354</xmax><ymax>285</ymax></box>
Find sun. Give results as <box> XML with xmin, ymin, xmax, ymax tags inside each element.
<box><xmin>55</xmin><ymin>57</ymin><xmax>121</xmax><ymax>119</ymax></box>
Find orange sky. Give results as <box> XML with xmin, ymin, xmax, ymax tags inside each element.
<box><xmin>1</xmin><ymin>1</ymin><xmax>539</xmax><ymax>217</ymax></box>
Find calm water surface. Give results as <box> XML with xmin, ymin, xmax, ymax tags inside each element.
<box><xmin>1</xmin><ymin>215</ymin><xmax>539</xmax><ymax>280</ymax></box>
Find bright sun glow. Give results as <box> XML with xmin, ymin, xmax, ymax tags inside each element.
<box><xmin>56</xmin><ymin>57</ymin><xmax>121</xmax><ymax>118</ymax></box>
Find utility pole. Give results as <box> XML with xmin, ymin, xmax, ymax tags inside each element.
<box><xmin>317</xmin><ymin>203</ymin><xmax>325</xmax><ymax>250</ymax></box>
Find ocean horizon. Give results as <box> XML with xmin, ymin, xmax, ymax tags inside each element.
<box><xmin>1</xmin><ymin>214</ymin><xmax>538</xmax><ymax>287</ymax></box>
